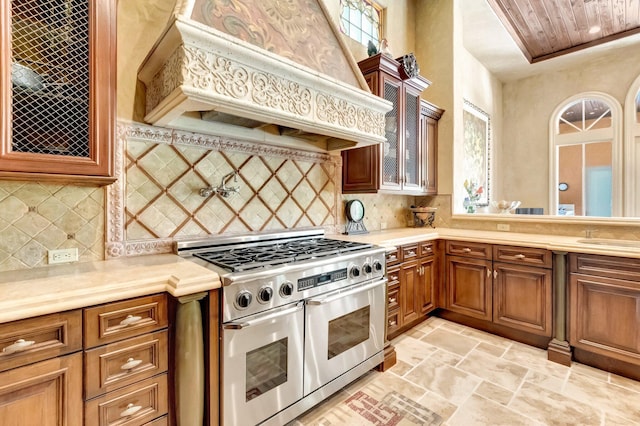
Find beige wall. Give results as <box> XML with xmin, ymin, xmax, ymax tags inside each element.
<box><xmin>501</xmin><ymin>42</ymin><xmax>640</xmax><ymax>213</ymax></box>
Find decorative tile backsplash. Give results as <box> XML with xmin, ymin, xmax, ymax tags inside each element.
<box><xmin>107</xmin><ymin>123</ymin><xmax>341</xmax><ymax>257</ymax></box>
<box><xmin>0</xmin><ymin>182</ymin><xmax>104</xmax><ymax>271</ymax></box>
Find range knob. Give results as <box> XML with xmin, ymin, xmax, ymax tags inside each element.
<box><xmin>258</xmin><ymin>287</ymin><xmax>273</xmax><ymax>303</ymax></box>
<box><xmin>280</xmin><ymin>281</ymin><xmax>294</xmax><ymax>298</ymax></box>
<box><xmin>373</xmin><ymin>261</ymin><xmax>383</xmax><ymax>272</ymax></box>
<box><xmin>363</xmin><ymin>263</ymin><xmax>373</xmax><ymax>274</ymax></box>
<box><xmin>236</xmin><ymin>291</ymin><xmax>253</xmax><ymax>309</ymax></box>
<box><xmin>350</xmin><ymin>266</ymin><xmax>361</xmax><ymax>278</ymax></box>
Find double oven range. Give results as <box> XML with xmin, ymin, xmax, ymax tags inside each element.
<box><xmin>177</xmin><ymin>229</ymin><xmax>387</xmax><ymax>425</ymax></box>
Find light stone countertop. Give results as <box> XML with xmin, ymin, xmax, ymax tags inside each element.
<box><xmin>0</xmin><ymin>254</ymin><xmax>220</xmax><ymax>324</ymax></box>
<box><xmin>332</xmin><ymin>227</ymin><xmax>640</xmax><ymax>258</ymax></box>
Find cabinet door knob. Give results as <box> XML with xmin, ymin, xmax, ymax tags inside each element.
<box><xmin>463</xmin><ymin>247</ymin><xmax>472</xmax><ymax>253</ymax></box>
<box><xmin>515</xmin><ymin>254</ymin><xmax>526</xmax><ymax>259</ymax></box>
<box><xmin>120</xmin><ymin>357</ymin><xmax>143</xmax><ymax>371</ymax></box>
<box><xmin>120</xmin><ymin>403</ymin><xmax>142</xmax><ymax>418</ymax></box>
<box><xmin>486</xmin><ymin>269</ymin><xmax>491</xmax><ymax>278</ymax></box>
<box><xmin>494</xmin><ymin>270</ymin><xmax>498</xmax><ymax>278</ymax></box>
<box><xmin>119</xmin><ymin>315</ymin><xmax>143</xmax><ymax>326</ymax></box>
<box><xmin>2</xmin><ymin>338</ymin><xmax>36</xmax><ymax>354</ymax></box>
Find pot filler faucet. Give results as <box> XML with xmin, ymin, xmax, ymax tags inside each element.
<box><xmin>199</xmin><ymin>170</ymin><xmax>240</xmax><ymax>198</ymax></box>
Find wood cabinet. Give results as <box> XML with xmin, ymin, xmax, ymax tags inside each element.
<box><xmin>569</xmin><ymin>253</ymin><xmax>640</xmax><ymax>377</ymax></box>
<box><xmin>0</xmin><ymin>0</ymin><xmax>116</xmax><ymax>184</ymax></box>
<box><xmin>445</xmin><ymin>241</ymin><xmax>553</xmax><ymax>338</ymax></box>
<box><xmin>420</xmin><ymin>100</ymin><xmax>443</xmax><ymax>195</ymax></box>
<box><xmin>342</xmin><ymin>53</ymin><xmax>441</xmax><ymax>195</ymax></box>
<box><xmin>0</xmin><ymin>311</ymin><xmax>83</xmax><ymax>425</ymax></box>
<box><xmin>386</xmin><ymin>241</ymin><xmax>438</xmax><ymax>340</ymax></box>
<box><xmin>83</xmin><ymin>294</ymin><xmax>169</xmax><ymax>425</ymax></box>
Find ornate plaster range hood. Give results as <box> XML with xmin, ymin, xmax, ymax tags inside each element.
<box><xmin>138</xmin><ymin>0</ymin><xmax>391</xmax><ymax>152</ymax></box>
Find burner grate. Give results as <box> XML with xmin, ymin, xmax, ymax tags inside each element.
<box><xmin>193</xmin><ymin>238</ymin><xmax>372</xmax><ymax>271</ymax></box>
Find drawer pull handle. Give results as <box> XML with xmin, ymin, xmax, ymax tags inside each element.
<box><xmin>120</xmin><ymin>403</ymin><xmax>142</xmax><ymax>418</ymax></box>
<box><xmin>407</xmin><ymin>250</ymin><xmax>416</xmax><ymax>256</ymax></box>
<box><xmin>487</xmin><ymin>269</ymin><xmax>491</xmax><ymax>278</ymax></box>
<box><xmin>120</xmin><ymin>358</ymin><xmax>143</xmax><ymax>370</ymax></box>
<box><xmin>388</xmin><ymin>254</ymin><xmax>397</xmax><ymax>260</ymax></box>
<box><xmin>494</xmin><ymin>270</ymin><xmax>498</xmax><ymax>279</ymax></box>
<box><xmin>389</xmin><ymin>320</ymin><xmax>397</xmax><ymax>326</ymax></box>
<box><xmin>390</xmin><ymin>275</ymin><xmax>398</xmax><ymax>281</ymax></box>
<box><xmin>463</xmin><ymin>247</ymin><xmax>472</xmax><ymax>253</ymax></box>
<box><xmin>389</xmin><ymin>297</ymin><xmax>397</xmax><ymax>303</ymax></box>
<box><xmin>425</xmin><ymin>247</ymin><xmax>432</xmax><ymax>252</ymax></box>
<box><xmin>120</xmin><ymin>315</ymin><xmax>143</xmax><ymax>326</ymax></box>
<box><xmin>2</xmin><ymin>339</ymin><xmax>36</xmax><ymax>354</ymax></box>
<box><xmin>515</xmin><ymin>254</ymin><xmax>526</xmax><ymax>259</ymax></box>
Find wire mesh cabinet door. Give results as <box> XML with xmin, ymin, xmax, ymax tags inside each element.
<box><xmin>0</xmin><ymin>0</ymin><xmax>115</xmax><ymax>184</ymax></box>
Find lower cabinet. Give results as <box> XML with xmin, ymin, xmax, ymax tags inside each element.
<box><xmin>569</xmin><ymin>253</ymin><xmax>640</xmax><ymax>375</ymax></box>
<box><xmin>386</xmin><ymin>241</ymin><xmax>438</xmax><ymax>340</ymax></box>
<box><xmin>0</xmin><ymin>352</ymin><xmax>83</xmax><ymax>425</ymax></box>
<box><xmin>445</xmin><ymin>241</ymin><xmax>553</xmax><ymax>339</ymax></box>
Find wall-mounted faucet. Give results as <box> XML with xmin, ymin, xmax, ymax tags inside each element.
<box><xmin>199</xmin><ymin>170</ymin><xmax>240</xmax><ymax>198</ymax></box>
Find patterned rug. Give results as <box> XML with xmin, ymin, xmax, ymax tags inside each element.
<box><xmin>344</xmin><ymin>390</ymin><xmax>444</xmax><ymax>426</ymax></box>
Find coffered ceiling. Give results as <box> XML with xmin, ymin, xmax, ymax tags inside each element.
<box><xmin>487</xmin><ymin>0</ymin><xmax>640</xmax><ymax>63</ymax></box>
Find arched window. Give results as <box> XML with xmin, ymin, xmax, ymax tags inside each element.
<box><xmin>339</xmin><ymin>0</ymin><xmax>383</xmax><ymax>48</ymax></box>
<box><xmin>624</xmin><ymin>76</ymin><xmax>640</xmax><ymax>216</ymax></box>
<box><xmin>549</xmin><ymin>93</ymin><xmax>622</xmax><ymax>217</ymax></box>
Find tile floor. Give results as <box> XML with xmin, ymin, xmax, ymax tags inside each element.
<box><xmin>291</xmin><ymin>317</ymin><xmax>640</xmax><ymax>425</ymax></box>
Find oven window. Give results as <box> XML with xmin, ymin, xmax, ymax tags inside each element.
<box><xmin>245</xmin><ymin>338</ymin><xmax>288</xmax><ymax>402</ymax></box>
<box><xmin>327</xmin><ymin>306</ymin><xmax>370</xmax><ymax>359</ymax></box>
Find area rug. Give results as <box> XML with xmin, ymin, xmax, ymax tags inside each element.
<box><xmin>344</xmin><ymin>390</ymin><xmax>444</xmax><ymax>426</ymax></box>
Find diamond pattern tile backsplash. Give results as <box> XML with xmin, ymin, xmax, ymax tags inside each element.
<box><xmin>124</xmin><ymin>136</ymin><xmax>339</xmax><ymax>242</ymax></box>
<box><xmin>0</xmin><ymin>182</ymin><xmax>104</xmax><ymax>271</ymax></box>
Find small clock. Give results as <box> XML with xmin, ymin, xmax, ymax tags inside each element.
<box><xmin>344</xmin><ymin>200</ymin><xmax>368</xmax><ymax>235</ymax></box>
<box><xmin>558</xmin><ymin>182</ymin><xmax>569</xmax><ymax>191</ymax></box>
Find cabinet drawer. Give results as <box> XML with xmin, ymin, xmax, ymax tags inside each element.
<box><xmin>419</xmin><ymin>241</ymin><xmax>435</xmax><ymax>257</ymax></box>
<box><xmin>84</xmin><ymin>373</ymin><xmax>168</xmax><ymax>426</ymax></box>
<box><xmin>387</xmin><ymin>309</ymin><xmax>401</xmax><ymax>336</ymax></box>
<box><xmin>84</xmin><ymin>294</ymin><xmax>168</xmax><ymax>349</ymax></box>
<box><xmin>386</xmin><ymin>247</ymin><xmax>401</xmax><ymax>265</ymax></box>
<box><xmin>402</xmin><ymin>244</ymin><xmax>419</xmax><ymax>261</ymax></box>
<box><xmin>494</xmin><ymin>245</ymin><xmax>551</xmax><ymax>268</ymax></box>
<box><xmin>387</xmin><ymin>265</ymin><xmax>400</xmax><ymax>286</ymax></box>
<box><xmin>0</xmin><ymin>310</ymin><xmax>82</xmax><ymax>372</ymax></box>
<box><xmin>144</xmin><ymin>416</ymin><xmax>167</xmax><ymax>426</ymax></box>
<box><xmin>84</xmin><ymin>330</ymin><xmax>169</xmax><ymax>399</ymax></box>
<box><xmin>570</xmin><ymin>253</ymin><xmax>640</xmax><ymax>282</ymax></box>
<box><xmin>387</xmin><ymin>284</ymin><xmax>400</xmax><ymax>311</ymax></box>
<box><xmin>446</xmin><ymin>241</ymin><xmax>492</xmax><ymax>259</ymax></box>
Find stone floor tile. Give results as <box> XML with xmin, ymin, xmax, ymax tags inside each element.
<box><xmin>448</xmin><ymin>394</ymin><xmax>541</xmax><ymax>426</ymax></box>
<box><xmin>393</xmin><ymin>335</ymin><xmax>438</xmax><ymax>365</ymax></box>
<box><xmin>502</xmin><ymin>342</ymin><xmax>570</xmax><ymax>379</ymax></box>
<box><xmin>457</xmin><ymin>350</ymin><xmax>528</xmax><ymax>391</ymax></box>
<box><xmin>510</xmin><ymin>381</ymin><xmax>603</xmax><ymax>425</ymax></box>
<box><xmin>524</xmin><ymin>369</ymin><xmax>567</xmax><ymax>393</ymax></box>
<box><xmin>421</xmin><ymin>328</ymin><xmax>480</xmax><ymax>356</ymax></box>
<box><xmin>358</xmin><ymin>370</ymin><xmax>427</xmax><ymax>402</ymax></box>
<box><xmin>563</xmin><ymin>371</ymin><xmax>640</xmax><ymax>423</ymax></box>
<box><xmin>474</xmin><ymin>341</ymin><xmax>508</xmax><ymax>357</ymax></box>
<box><xmin>474</xmin><ymin>380</ymin><xmax>513</xmax><ymax>405</ymax></box>
<box><xmin>416</xmin><ymin>390</ymin><xmax>458</xmax><ymax>421</ymax></box>
<box><xmin>570</xmin><ymin>361</ymin><xmax>610</xmax><ymax>381</ymax></box>
<box><xmin>388</xmin><ymin>358</ymin><xmax>413</xmax><ymax>377</ymax></box>
<box><xmin>459</xmin><ymin>327</ymin><xmax>513</xmax><ymax>349</ymax></box>
<box><xmin>405</xmin><ymin>357</ymin><xmax>481</xmax><ymax>405</ymax></box>
<box><xmin>609</xmin><ymin>372</ymin><xmax>640</xmax><ymax>393</ymax></box>
<box><xmin>427</xmin><ymin>349</ymin><xmax>463</xmax><ymax>367</ymax></box>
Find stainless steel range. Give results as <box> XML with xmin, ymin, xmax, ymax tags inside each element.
<box><xmin>176</xmin><ymin>228</ymin><xmax>387</xmax><ymax>425</ymax></box>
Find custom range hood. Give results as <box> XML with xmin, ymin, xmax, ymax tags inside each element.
<box><xmin>138</xmin><ymin>0</ymin><xmax>391</xmax><ymax>152</ymax></box>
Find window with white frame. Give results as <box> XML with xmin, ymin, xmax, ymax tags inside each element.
<box><xmin>340</xmin><ymin>0</ymin><xmax>383</xmax><ymax>48</ymax></box>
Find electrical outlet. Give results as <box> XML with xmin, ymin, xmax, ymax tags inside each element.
<box><xmin>380</xmin><ymin>222</ymin><xmax>387</xmax><ymax>230</ymax></box>
<box><xmin>48</xmin><ymin>248</ymin><xmax>79</xmax><ymax>264</ymax></box>
<box><xmin>497</xmin><ymin>223</ymin><xmax>510</xmax><ymax>231</ymax></box>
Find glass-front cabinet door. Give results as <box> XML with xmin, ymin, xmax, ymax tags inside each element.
<box><xmin>380</xmin><ymin>75</ymin><xmax>402</xmax><ymax>190</ymax></box>
<box><xmin>0</xmin><ymin>0</ymin><xmax>115</xmax><ymax>184</ymax></box>
<box><xmin>403</xmin><ymin>87</ymin><xmax>421</xmax><ymax>192</ymax></box>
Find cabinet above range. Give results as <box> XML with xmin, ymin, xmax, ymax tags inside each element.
<box><xmin>342</xmin><ymin>53</ymin><xmax>443</xmax><ymax>195</ymax></box>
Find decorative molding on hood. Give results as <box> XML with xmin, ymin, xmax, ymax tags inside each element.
<box><xmin>137</xmin><ymin>1</ymin><xmax>391</xmax><ymax>152</ymax></box>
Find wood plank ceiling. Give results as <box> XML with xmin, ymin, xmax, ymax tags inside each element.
<box><xmin>487</xmin><ymin>0</ymin><xmax>640</xmax><ymax>63</ymax></box>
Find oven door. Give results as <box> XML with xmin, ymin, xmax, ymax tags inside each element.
<box><xmin>304</xmin><ymin>278</ymin><xmax>386</xmax><ymax>395</ymax></box>
<box><xmin>222</xmin><ymin>301</ymin><xmax>304</xmax><ymax>426</ymax></box>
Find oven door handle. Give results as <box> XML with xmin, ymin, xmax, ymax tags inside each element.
<box><xmin>223</xmin><ymin>302</ymin><xmax>304</xmax><ymax>330</ymax></box>
<box><xmin>306</xmin><ymin>279</ymin><xmax>387</xmax><ymax>306</ymax></box>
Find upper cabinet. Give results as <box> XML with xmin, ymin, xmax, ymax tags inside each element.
<box><xmin>0</xmin><ymin>0</ymin><xmax>116</xmax><ymax>185</ymax></box>
<box><xmin>342</xmin><ymin>53</ymin><xmax>442</xmax><ymax>194</ymax></box>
